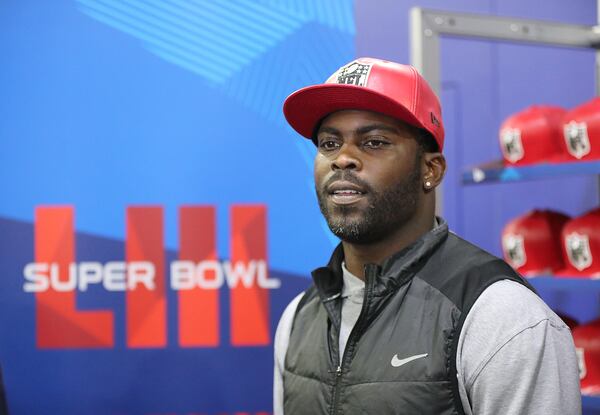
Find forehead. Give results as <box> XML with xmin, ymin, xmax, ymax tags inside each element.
<box><xmin>317</xmin><ymin>109</ymin><xmax>415</xmax><ymax>135</ymax></box>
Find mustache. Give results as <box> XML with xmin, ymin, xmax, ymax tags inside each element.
<box><xmin>320</xmin><ymin>171</ymin><xmax>372</xmax><ymax>193</ymax></box>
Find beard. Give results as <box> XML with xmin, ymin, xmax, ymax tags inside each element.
<box><xmin>316</xmin><ymin>156</ymin><xmax>422</xmax><ymax>245</ymax></box>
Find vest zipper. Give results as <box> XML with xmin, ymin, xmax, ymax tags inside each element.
<box><xmin>329</xmin><ymin>264</ymin><xmax>378</xmax><ymax>415</ymax></box>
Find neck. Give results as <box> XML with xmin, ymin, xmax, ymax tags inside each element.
<box><xmin>342</xmin><ymin>211</ymin><xmax>435</xmax><ymax>280</ymax></box>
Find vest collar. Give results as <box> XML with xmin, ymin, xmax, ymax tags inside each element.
<box><xmin>311</xmin><ymin>217</ymin><xmax>449</xmax><ymax>300</ymax></box>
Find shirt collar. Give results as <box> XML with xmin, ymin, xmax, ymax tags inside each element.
<box><xmin>341</xmin><ymin>262</ymin><xmax>365</xmax><ymax>298</ymax></box>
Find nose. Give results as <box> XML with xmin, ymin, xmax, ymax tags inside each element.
<box><xmin>332</xmin><ymin>144</ymin><xmax>362</xmax><ymax>171</ymax></box>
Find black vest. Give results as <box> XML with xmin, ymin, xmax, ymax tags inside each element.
<box><xmin>283</xmin><ymin>221</ymin><xmax>532</xmax><ymax>415</ymax></box>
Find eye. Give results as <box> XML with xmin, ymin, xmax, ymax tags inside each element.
<box><xmin>318</xmin><ymin>138</ymin><xmax>341</xmax><ymax>151</ymax></box>
<box><xmin>363</xmin><ymin>137</ymin><xmax>390</xmax><ymax>149</ymax></box>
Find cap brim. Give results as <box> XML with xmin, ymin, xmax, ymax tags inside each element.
<box><xmin>283</xmin><ymin>84</ymin><xmax>425</xmax><ymax>139</ymax></box>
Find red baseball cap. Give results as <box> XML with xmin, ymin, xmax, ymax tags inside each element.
<box><xmin>283</xmin><ymin>57</ymin><xmax>445</xmax><ymax>151</ymax></box>
<box><xmin>498</xmin><ymin>106</ymin><xmax>567</xmax><ymax>166</ymax></box>
<box><xmin>558</xmin><ymin>208</ymin><xmax>600</xmax><ymax>278</ymax></box>
<box><xmin>501</xmin><ymin>210</ymin><xmax>570</xmax><ymax>276</ymax></box>
<box><xmin>562</xmin><ymin>97</ymin><xmax>600</xmax><ymax>161</ymax></box>
<box><xmin>573</xmin><ymin>318</ymin><xmax>600</xmax><ymax>395</ymax></box>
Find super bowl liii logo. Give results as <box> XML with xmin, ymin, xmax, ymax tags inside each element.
<box><xmin>23</xmin><ymin>205</ymin><xmax>280</xmax><ymax>349</ymax></box>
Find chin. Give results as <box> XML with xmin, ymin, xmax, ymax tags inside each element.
<box><xmin>326</xmin><ymin>217</ymin><xmax>371</xmax><ymax>242</ymax></box>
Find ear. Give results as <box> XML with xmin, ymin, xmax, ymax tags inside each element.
<box><xmin>421</xmin><ymin>152</ymin><xmax>446</xmax><ymax>192</ymax></box>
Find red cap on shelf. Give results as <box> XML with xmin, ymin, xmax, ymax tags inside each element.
<box><xmin>573</xmin><ymin>319</ymin><xmax>600</xmax><ymax>396</ymax></box>
<box><xmin>562</xmin><ymin>97</ymin><xmax>600</xmax><ymax>161</ymax></box>
<box><xmin>501</xmin><ymin>210</ymin><xmax>570</xmax><ymax>276</ymax></box>
<box><xmin>499</xmin><ymin>106</ymin><xmax>567</xmax><ymax>166</ymax></box>
<box><xmin>557</xmin><ymin>208</ymin><xmax>600</xmax><ymax>278</ymax></box>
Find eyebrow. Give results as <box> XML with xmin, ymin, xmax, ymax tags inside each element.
<box><xmin>317</xmin><ymin>123</ymin><xmax>402</xmax><ymax>137</ymax></box>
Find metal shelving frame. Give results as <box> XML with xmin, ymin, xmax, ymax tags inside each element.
<box><xmin>410</xmin><ymin>7</ymin><xmax>600</xmax><ymax>209</ymax></box>
<box><xmin>410</xmin><ymin>8</ymin><xmax>600</xmax><ymax>97</ymax></box>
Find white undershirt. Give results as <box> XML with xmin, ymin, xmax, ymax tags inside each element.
<box><xmin>338</xmin><ymin>261</ymin><xmax>364</xmax><ymax>360</ymax></box>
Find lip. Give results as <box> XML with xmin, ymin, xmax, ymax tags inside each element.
<box><xmin>326</xmin><ymin>180</ymin><xmax>367</xmax><ymax>206</ymax></box>
<box><xmin>327</xmin><ymin>180</ymin><xmax>366</xmax><ymax>194</ymax></box>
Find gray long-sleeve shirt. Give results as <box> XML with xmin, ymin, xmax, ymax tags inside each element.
<box><xmin>274</xmin><ymin>265</ymin><xmax>581</xmax><ymax>414</ymax></box>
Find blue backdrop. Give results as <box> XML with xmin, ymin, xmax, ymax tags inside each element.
<box><xmin>1</xmin><ymin>0</ymin><xmax>598</xmax><ymax>414</ymax></box>
<box><xmin>0</xmin><ymin>1</ymin><xmax>354</xmax><ymax>414</ymax></box>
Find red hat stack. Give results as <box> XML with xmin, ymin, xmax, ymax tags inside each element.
<box><xmin>558</xmin><ymin>208</ymin><xmax>600</xmax><ymax>278</ymax></box>
<box><xmin>502</xmin><ymin>210</ymin><xmax>570</xmax><ymax>276</ymax></box>
<box><xmin>499</xmin><ymin>106</ymin><xmax>566</xmax><ymax>166</ymax></box>
<box><xmin>562</xmin><ymin>97</ymin><xmax>600</xmax><ymax>161</ymax></box>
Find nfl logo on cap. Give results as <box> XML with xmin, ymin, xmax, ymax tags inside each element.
<box><xmin>329</xmin><ymin>62</ymin><xmax>373</xmax><ymax>86</ymax></box>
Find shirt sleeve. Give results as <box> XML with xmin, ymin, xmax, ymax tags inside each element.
<box><xmin>273</xmin><ymin>292</ymin><xmax>303</xmax><ymax>415</ymax></box>
<box><xmin>456</xmin><ymin>280</ymin><xmax>581</xmax><ymax>415</ymax></box>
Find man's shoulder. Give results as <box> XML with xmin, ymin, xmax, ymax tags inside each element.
<box><xmin>428</xmin><ymin>230</ymin><xmax>514</xmax><ymax>276</ymax></box>
<box><xmin>278</xmin><ymin>292</ymin><xmax>306</xmax><ymax>328</ymax></box>
<box><xmin>444</xmin><ymin>231</ymin><xmax>502</xmax><ymax>264</ymax></box>
<box><xmin>459</xmin><ymin>279</ymin><xmax>569</xmax><ymax>372</ymax></box>
<box><xmin>418</xmin><ymin>231</ymin><xmax>530</xmax><ymax>310</ymax></box>
<box><xmin>276</xmin><ymin>286</ymin><xmax>319</xmax><ymax>334</ymax></box>
<box><xmin>458</xmin><ymin>280</ymin><xmax>580</xmax><ymax>414</ymax></box>
<box><xmin>470</xmin><ymin>279</ymin><xmax>565</xmax><ymax>330</ymax></box>
<box><xmin>294</xmin><ymin>284</ymin><xmax>319</xmax><ymax>314</ymax></box>
<box><xmin>274</xmin><ymin>292</ymin><xmax>305</xmax><ymax>351</ymax></box>
<box><xmin>459</xmin><ymin>279</ymin><xmax>572</xmax><ymax>390</ymax></box>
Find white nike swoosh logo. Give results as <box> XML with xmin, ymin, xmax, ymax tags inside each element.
<box><xmin>390</xmin><ymin>353</ymin><xmax>429</xmax><ymax>368</ymax></box>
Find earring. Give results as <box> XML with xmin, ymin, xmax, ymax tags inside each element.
<box><xmin>425</xmin><ymin>181</ymin><xmax>432</xmax><ymax>188</ymax></box>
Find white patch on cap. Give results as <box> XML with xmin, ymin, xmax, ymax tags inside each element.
<box><xmin>502</xmin><ymin>233</ymin><xmax>526</xmax><ymax>268</ymax></box>
<box><xmin>566</xmin><ymin>232</ymin><xmax>593</xmax><ymax>271</ymax></box>
<box><xmin>500</xmin><ymin>128</ymin><xmax>524</xmax><ymax>163</ymax></box>
<box><xmin>564</xmin><ymin>121</ymin><xmax>591</xmax><ymax>159</ymax></box>
<box><xmin>327</xmin><ymin>61</ymin><xmax>373</xmax><ymax>87</ymax></box>
<box><xmin>576</xmin><ymin>347</ymin><xmax>587</xmax><ymax>380</ymax></box>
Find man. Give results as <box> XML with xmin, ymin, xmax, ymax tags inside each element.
<box><xmin>273</xmin><ymin>58</ymin><xmax>580</xmax><ymax>414</ymax></box>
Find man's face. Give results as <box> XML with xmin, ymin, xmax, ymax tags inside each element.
<box><xmin>314</xmin><ymin>110</ymin><xmax>423</xmax><ymax>244</ymax></box>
